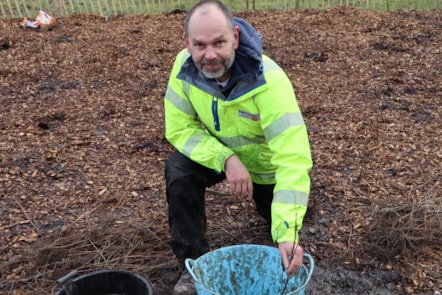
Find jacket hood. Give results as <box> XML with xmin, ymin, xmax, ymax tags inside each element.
<box><xmin>233</xmin><ymin>17</ymin><xmax>263</xmax><ymax>81</ymax></box>
<box><xmin>177</xmin><ymin>17</ymin><xmax>265</xmax><ymax>99</ymax></box>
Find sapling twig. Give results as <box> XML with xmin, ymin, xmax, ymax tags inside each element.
<box><xmin>280</xmin><ymin>204</ymin><xmax>299</xmax><ymax>295</ymax></box>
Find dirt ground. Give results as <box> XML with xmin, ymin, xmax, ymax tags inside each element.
<box><xmin>1</xmin><ymin>7</ymin><xmax>441</xmax><ymax>295</ymax></box>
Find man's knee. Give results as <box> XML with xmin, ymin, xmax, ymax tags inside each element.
<box><xmin>165</xmin><ymin>151</ymin><xmax>225</xmax><ymax>187</ymax></box>
<box><xmin>165</xmin><ymin>152</ymin><xmax>195</xmax><ymax>182</ymax></box>
<box><xmin>166</xmin><ymin>152</ymin><xmax>191</xmax><ymax>170</ymax></box>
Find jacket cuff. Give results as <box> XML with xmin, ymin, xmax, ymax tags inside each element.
<box><xmin>216</xmin><ymin>147</ymin><xmax>235</xmax><ymax>173</ymax></box>
<box><xmin>272</xmin><ymin>221</ymin><xmax>300</xmax><ymax>243</ymax></box>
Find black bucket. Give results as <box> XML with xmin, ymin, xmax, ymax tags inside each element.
<box><xmin>56</xmin><ymin>269</ymin><xmax>153</xmax><ymax>295</ymax></box>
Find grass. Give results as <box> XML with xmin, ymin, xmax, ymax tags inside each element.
<box><xmin>1</xmin><ymin>0</ymin><xmax>440</xmax><ymax>18</ymax></box>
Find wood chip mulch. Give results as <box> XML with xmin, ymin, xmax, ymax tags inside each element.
<box><xmin>1</xmin><ymin>8</ymin><xmax>441</xmax><ymax>294</ymax></box>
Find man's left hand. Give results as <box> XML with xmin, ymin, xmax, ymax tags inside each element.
<box><xmin>278</xmin><ymin>242</ymin><xmax>304</xmax><ymax>278</ymax></box>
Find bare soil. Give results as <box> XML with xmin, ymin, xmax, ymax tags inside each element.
<box><xmin>1</xmin><ymin>8</ymin><xmax>441</xmax><ymax>295</ymax></box>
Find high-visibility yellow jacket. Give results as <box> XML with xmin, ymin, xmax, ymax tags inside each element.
<box><xmin>164</xmin><ymin>18</ymin><xmax>312</xmax><ymax>244</ymax></box>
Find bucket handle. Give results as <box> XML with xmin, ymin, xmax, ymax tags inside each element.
<box><xmin>293</xmin><ymin>253</ymin><xmax>315</xmax><ymax>293</ymax></box>
<box><xmin>184</xmin><ymin>258</ymin><xmax>200</xmax><ymax>283</ymax></box>
<box><xmin>56</xmin><ymin>269</ymin><xmax>79</xmax><ymax>285</ymax></box>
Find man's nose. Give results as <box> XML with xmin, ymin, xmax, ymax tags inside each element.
<box><xmin>204</xmin><ymin>46</ymin><xmax>217</xmax><ymax>60</ymax></box>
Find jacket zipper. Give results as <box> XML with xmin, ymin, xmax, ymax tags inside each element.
<box><xmin>212</xmin><ymin>96</ymin><xmax>220</xmax><ymax>131</ymax></box>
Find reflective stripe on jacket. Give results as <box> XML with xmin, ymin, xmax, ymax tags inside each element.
<box><xmin>164</xmin><ymin>48</ymin><xmax>312</xmax><ymax>244</ymax></box>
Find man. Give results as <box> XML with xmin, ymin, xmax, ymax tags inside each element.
<box><xmin>164</xmin><ymin>0</ymin><xmax>312</xmax><ymax>293</ymax></box>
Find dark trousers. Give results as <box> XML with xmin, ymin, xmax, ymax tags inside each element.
<box><xmin>165</xmin><ymin>151</ymin><xmax>274</xmax><ymax>260</ymax></box>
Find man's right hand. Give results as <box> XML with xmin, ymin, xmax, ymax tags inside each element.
<box><xmin>224</xmin><ymin>155</ymin><xmax>253</xmax><ymax>200</ymax></box>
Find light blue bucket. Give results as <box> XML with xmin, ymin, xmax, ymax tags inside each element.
<box><xmin>185</xmin><ymin>244</ymin><xmax>314</xmax><ymax>295</ymax></box>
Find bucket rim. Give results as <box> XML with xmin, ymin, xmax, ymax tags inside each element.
<box><xmin>185</xmin><ymin>244</ymin><xmax>314</xmax><ymax>295</ymax></box>
<box><xmin>56</xmin><ymin>269</ymin><xmax>154</xmax><ymax>295</ymax></box>
<box><xmin>61</xmin><ymin>269</ymin><xmax>151</xmax><ymax>282</ymax></box>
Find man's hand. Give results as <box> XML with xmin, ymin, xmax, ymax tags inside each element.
<box><xmin>224</xmin><ymin>155</ymin><xmax>253</xmax><ymax>200</ymax></box>
<box><xmin>278</xmin><ymin>242</ymin><xmax>304</xmax><ymax>278</ymax></box>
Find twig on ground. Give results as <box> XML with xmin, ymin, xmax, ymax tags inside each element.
<box><xmin>13</xmin><ymin>196</ymin><xmax>39</xmax><ymax>233</ymax></box>
<box><xmin>206</xmin><ymin>188</ymin><xmax>230</xmax><ymax>196</ymax></box>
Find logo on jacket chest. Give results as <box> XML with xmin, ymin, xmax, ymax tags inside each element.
<box><xmin>238</xmin><ymin>109</ymin><xmax>260</xmax><ymax>121</ymax></box>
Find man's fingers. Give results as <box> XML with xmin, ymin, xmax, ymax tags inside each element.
<box><xmin>242</xmin><ymin>183</ymin><xmax>248</xmax><ymax>197</ymax></box>
<box><xmin>281</xmin><ymin>255</ymin><xmax>290</xmax><ymax>270</ymax></box>
<box><xmin>286</xmin><ymin>253</ymin><xmax>304</xmax><ymax>278</ymax></box>
<box><xmin>230</xmin><ymin>183</ymin><xmax>239</xmax><ymax>197</ymax></box>
<box><xmin>229</xmin><ymin>180</ymin><xmax>252</xmax><ymax>198</ymax></box>
<box><xmin>248</xmin><ymin>182</ymin><xmax>253</xmax><ymax>200</ymax></box>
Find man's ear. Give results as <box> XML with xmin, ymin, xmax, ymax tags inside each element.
<box><xmin>234</xmin><ymin>26</ymin><xmax>239</xmax><ymax>50</ymax></box>
<box><xmin>184</xmin><ymin>34</ymin><xmax>191</xmax><ymax>53</ymax></box>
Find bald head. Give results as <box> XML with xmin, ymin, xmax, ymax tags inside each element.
<box><xmin>184</xmin><ymin>0</ymin><xmax>235</xmax><ymax>37</ymax></box>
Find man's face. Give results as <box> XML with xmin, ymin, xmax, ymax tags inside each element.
<box><xmin>184</xmin><ymin>5</ymin><xmax>239</xmax><ymax>82</ymax></box>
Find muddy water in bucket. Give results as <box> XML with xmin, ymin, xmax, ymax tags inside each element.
<box><xmin>56</xmin><ymin>269</ymin><xmax>153</xmax><ymax>295</ymax></box>
<box><xmin>185</xmin><ymin>244</ymin><xmax>314</xmax><ymax>295</ymax></box>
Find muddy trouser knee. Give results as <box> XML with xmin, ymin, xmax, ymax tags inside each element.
<box><xmin>165</xmin><ymin>151</ymin><xmax>225</xmax><ymax>261</ymax></box>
